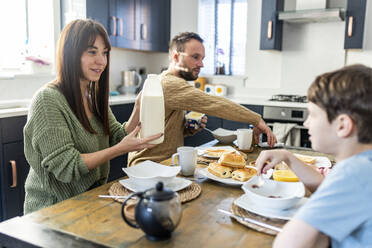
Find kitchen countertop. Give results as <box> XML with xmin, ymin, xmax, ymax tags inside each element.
<box><xmin>0</xmin><ymin>94</ymin><xmax>307</xmax><ymax>119</ymax></box>
<box><xmin>0</xmin><ymin>94</ymin><xmax>137</xmax><ymax>119</ymax></box>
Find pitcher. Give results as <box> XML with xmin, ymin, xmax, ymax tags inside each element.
<box><xmin>117</xmin><ymin>70</ymin><xmax>142</xmax><ymax>95</ymax></box>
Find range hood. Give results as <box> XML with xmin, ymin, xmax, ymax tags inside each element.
<box><xmin>278</xmin><ymin>8</ymin><xmax>345</xmax><ymax>23</ymax></box>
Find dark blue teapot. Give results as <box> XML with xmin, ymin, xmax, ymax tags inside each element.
<box><xmin>121</xmin><ymin>182</ymin><xmax>182</xmax><ymax>241</ymax></box>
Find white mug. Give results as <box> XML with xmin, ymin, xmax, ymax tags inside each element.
<box><xmin>171</xmin><ymin>146</ymin><xmax>197</xmax><ymax>176</ymax></box>
<box><xmin>236</xmin><ymin>128</ymin><xmax>253</xmax><ymax>150</ymax></box>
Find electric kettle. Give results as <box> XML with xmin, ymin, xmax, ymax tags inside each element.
<box><xmin>117</xmin><ymin>70</ymin><xmax>142</xmax><ymax>94</ymax></box>
<box><xmin>121</xmin><ymin>182</ymin><xmax>182</xmax><ymax>241</ymax></box>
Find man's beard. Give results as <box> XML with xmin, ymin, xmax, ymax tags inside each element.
<box><xmin>179</xmin><ymin>70</ymin><xmax>198</xmax><ymax>81</ymax></box>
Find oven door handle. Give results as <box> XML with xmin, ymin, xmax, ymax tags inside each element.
<box><xmin>266</xmin><ymin>123</ymin><xmax>307</xmax><ymax>130</ymax></box>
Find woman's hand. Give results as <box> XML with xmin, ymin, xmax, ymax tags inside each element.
<box><xmin>253</xmin><ymin>119</ymin><xmax>277</xmax><ymax>147</ymax></box>
<box><xmin>119</xmin><ymin>124</ymin><xmax>163</xmax><ymax>153</ymax></box>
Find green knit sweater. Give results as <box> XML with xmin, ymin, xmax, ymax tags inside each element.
<box><xmin>23</xmin><ymin>85</ymin><xmax>126</xmax><ymax>214</ymax></box>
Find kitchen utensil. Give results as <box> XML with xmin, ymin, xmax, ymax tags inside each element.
<box><xmin>214</xmin><ymin>85</ymin><xmax>227</xmax><ymax>97</ymax></box>
<box><xmin>204</xmin><ymin>128</ymin><xmax>237</xmax><ymax>144</ymax></box>
<box><xmin>194</xmin><ymin>77</ymin><xmax>207</xmax><ymax>91</ymax></box>
<box><xmin>98</xmin><ymin>195</ymin><xmax>131</xmax><ymax>199</ymax></box>
<box><xmin>256</xmin><ymin>175</ymin><xmax>265</xmax><ymax>188</ymax></box>
<box><xmin>117</xmin><ymin>70</ymin><xmax>142</xmax><ymax>95</ymax></box>
<box><xmin>236</xmin><ymin>128</ymin><xmax>253</xmax><ymax>150</ymax></box>
<box><xmin>218</xmin><ymin>209</ymin><xmax>282</xmax><ymax>232</ymax></box>
<box><xmin>121</xmin><ymin>182</ymin><xmax>182</xmax><ymax>241</ymax></box>
<box><xmin>171</xmin><ymin>146</ymin><xmax>197</xmax><ymax>176</ymax></box>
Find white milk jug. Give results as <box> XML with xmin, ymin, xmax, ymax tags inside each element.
<box><xmin>139</xmin><ymin>74</ymin><xmax>164</xmax><ymax>144</ymax></box>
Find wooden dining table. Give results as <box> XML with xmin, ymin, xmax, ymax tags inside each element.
<box><xmin>0</xmin><ymin>144</ymin><xmax>334</xmax><ymax>248</ymax></box>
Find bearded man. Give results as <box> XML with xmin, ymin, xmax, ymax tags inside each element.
<box><xmin>128</xmin><ymin>32</ymin><xmax>276</xmax><ymax>166</ymax></box>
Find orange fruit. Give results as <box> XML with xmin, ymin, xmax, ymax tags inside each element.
<box><xmin>273</xmin><ymin>169</ymin><xmax>299</xmax><ymax>182</ymax></box>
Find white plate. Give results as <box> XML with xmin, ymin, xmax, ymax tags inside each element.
<box><xmin>198</xmin><ymin>167</ymin><xmax>273</xmax><ymax>186</ymax></box>
<box><xmin>234</xmin><ymin>194</ymin><xmax>308</xmax><ymax>220</ymax></box>
<box><xmin>119</xmin><ymin>177</ymin><xmax>192</xmax><ymax>192</ymax></box>
<box><xmin>197</xmin><ymin>146</ymin><xmax>238</xmax><ymax>158</ymax></box>
<box><xmin>294</xmin><ymin>154</ymin><xmax>332</xmax><ymax>168</ymax></box>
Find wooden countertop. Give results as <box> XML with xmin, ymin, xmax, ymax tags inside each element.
<box><xmin>0</xmin><ymin>146</ymin><xmax>333</xmax><ymax>248</ymax></box>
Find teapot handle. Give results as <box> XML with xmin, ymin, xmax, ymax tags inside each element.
<box><xmin>121</xmin><ymin>192</ymin><xmax>141</xmax><ymax>228</ymax></box>
<box><xmin>134</xmin><ymin>72</ymin><xmax>142</xmax><ymax>89</ymax></box>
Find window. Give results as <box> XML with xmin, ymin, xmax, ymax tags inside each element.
<box><xmin>0</xmin><ymin>0</ymin><xmax>56</xmax><ymax>75</ymax></box>
<box><xmin>198</xmin><ymin>0</ymin><xmax>247</xmax><ymax>76</ymax></box>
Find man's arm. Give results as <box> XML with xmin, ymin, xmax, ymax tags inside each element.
<box><xmin>274</xmin><ymin>219</ymin><xmax>330</xmax><ymax>248</ymax></box>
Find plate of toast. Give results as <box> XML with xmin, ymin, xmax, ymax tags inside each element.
<box><xmin>294</xmin><ymin>153</ymin><xmax>332</xmax><ymax>168</ymax></box>
<box><xmin>197</xmin><ymin>146</ymin><xmax>238</xmax><ymax>158</ymax></box>
<box><xmin>198</xmin><ymin>151</ymin><xmax>272</xmax><ymax>185</ymax></box>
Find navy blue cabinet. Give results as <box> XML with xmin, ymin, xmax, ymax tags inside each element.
<box><xmin>344</xmin><ymin>0</ymin><xmax>367</xmax><ymax>49</ymax></box>
<box><xmin>260</xmin><ymin>0</ymin><xmax>284</xmax><ymax>50</ymax></box>
<box><xmin>138</xmin><ymin>0</ymin><xmax>171</xmax><ymax>52</ymax></box>
<box><xmin>222</xmin><ymin>104</ymin><xmax>263</xmax><ymax>130</ymax></box>
<box><xmin>108</xmin><ymin>103</ymin><xmax>134</xmax><ymax>182</ymax></box>
<box><xmin>0</xmin><ymin>116</ymin><xmax>29</xmax><ymax>221</ymax></box>
<box><xmin>83</xmin><ymin>0</ymin><xmax>170</xmax><ymax>52</ymax></box>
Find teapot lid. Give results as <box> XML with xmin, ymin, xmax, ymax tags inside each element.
<box><xmin>144</xmin><ymin>182</ymin><xmax>175</xmax><ymax>201</ymax></box>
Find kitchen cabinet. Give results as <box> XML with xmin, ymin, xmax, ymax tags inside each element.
<box><xmin>222</xmin><ymin>105</ymin><xmax>263</xmax><ymax>130</ymax></box>
<box><xmin>344</xmin><ymin>0</ymin><xmax>367</xmax><ymax>49</ymax></box>
<box><xmin>261</xmin><ymin>0</ymin><xmax>367</xmax><ymax>50</ymax></box>
<box><xmin>108</xmin><ymin>103</ymin><xmax>135</xmax><ymax>182</ymax></box>
<box><xmin>137</xmin><ymin>0</ymin><xmax>171</xmax><ymax>52</ymax></box>
<box><xmin>83</xmin><ymin>0</ymin><xmax>170</xmax><ymax>52</ymax></box>
<box><xmin>260</xmin><ymin>0</ymin><xmax>284</xmax><ymax>50</ymax></box>
<box><xmin>0</xmin><ymin>116</ymin><xmax>29</xmax><ymax>221</ymax></box>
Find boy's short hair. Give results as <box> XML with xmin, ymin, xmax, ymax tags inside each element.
<box><xmin>169</xmin><ymin>32</ymin><xmax>203</xmax><ymax>60</ymax></box>
<box><xmin>308</xmin><ymin>64</ymin><xmax>372</xmax><ymax>143</ymax></box>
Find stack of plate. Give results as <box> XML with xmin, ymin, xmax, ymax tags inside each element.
<box><xmin>121</xmin><ymin>160</ymin><xmax>191</xmax><ymax>192</ymax></box>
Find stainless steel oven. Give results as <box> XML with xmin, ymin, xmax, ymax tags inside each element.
<box><xmin>262</xmin><ymin>95</ymin><xmax>311</xmax><ymax>149</ymax></box>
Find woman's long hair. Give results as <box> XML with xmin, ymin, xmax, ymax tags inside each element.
<box><xmin>54</xmin><ymin>19</ymin><xmax>111</xmax><ymax>135</ymax></box>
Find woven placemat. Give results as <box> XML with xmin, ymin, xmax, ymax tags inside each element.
<box><xmin>230</xmin><ymin>202</ymin><xmax>287</xmax><ymax>236</ymax></box>
<box><xmin>108</xmin><ymin>181</ymin><xmax>202</xmax><ymax>204</ymax></box>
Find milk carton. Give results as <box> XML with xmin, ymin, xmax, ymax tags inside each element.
<box><xmin>139</xmin><ymin>74</ymin><xmax>164</xmax><ymax>144</ymax></box>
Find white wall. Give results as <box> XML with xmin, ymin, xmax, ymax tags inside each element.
<box><xmin>1</xmin><ymin>0</ymin><xmax>371</xmax><ymax>101</ymax></box>
<box><xmin>170</xmin><ymin>0</ymin><xmax>199</xmax><ymax>38</ymax></box>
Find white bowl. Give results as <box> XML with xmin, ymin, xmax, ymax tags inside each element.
<box><xmin>122</xmin><ymin>160</ymin><xmax>181</xmax><ymax>189</ymax></box>
<box><xmin>211</xmin><ymin>128</ymin><xmax>237</xmax><ymax>144</ymax></box>
<box><xmin>242</xmin><ymin>176</ymin><xmax>305</xmax><ymax>210</ymax></box>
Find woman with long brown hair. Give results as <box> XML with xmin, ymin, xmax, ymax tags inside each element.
<box><xmin>23</xmin><ymin>19</ymin><xmax>162</xmax><ymax>214</ymax></box>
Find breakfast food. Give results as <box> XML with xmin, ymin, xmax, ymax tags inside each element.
<box><xmin>294</xmin><ymin>153</ymin><xmax>316</xmax><ymax>165</ymax></box>
<box><xmin>273</xmin><ymin>169</ymin><xmax>299</xmax><ymax>182</ymax></box>
<box><xmin>231</xmin><ymin>167</ymin><xmax>257</xmax><ymax>182</ymax></box>
<box><xmin>218</xmin><ymin>152</ymin><xmax>246</xmax><ymax>168</ymax></box>
<box><xmin>207</xmin><ymin>162</ymin><xmax>234</xmax><ymax>178</ymax></box>
<box><xmin>274</xmin><ymin>161</ymin><xmax>289</xmax><ymax>170</ymax></box>
<box><xmin>204</xmin><ymin>149</ymin><xmax>231</xmax><ymax>157</ymax></box>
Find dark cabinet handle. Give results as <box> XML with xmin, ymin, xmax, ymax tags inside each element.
<box><xmin>9</xmin><ymin>160</ymin><xmax>17</xmax><ymax>188</ymax></box>
<box><xmin>267</xmin><ymin>20</ymin><xmax>273</xmax><ymax>40</ymax></box>
<box><xmin>348</xmin><ymin>16</ymin><xmax>354</xmax><ymax>37</ymax></box>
